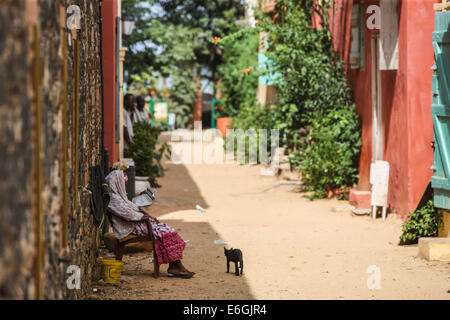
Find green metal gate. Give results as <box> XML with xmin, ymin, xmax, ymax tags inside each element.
<box><xmin>431</xmin><ymin>11</ymin><xmax>450</xmax><ymax>210</ymax></box>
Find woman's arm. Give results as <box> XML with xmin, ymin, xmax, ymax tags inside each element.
<box><xmin>139</xmin><ymin>208</ymin><xmax>160</xmax><ymax>224</ymax></box>
<box><xmin>108</xmin><ymin>205</ymin><xmax>144</xmax><ymax>222</ymax></box>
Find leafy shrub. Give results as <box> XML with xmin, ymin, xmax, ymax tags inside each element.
<box><xmin>399</xmin><ymin>200</ymin><xmax>443</xmax><ymax>245</ymax></box>
<box><xmin>261</xmin><ymin>0</ymin><xmax>353</xmax><ymax>119</ymax></box>
<box><xmin>259</xmin><ymin>0</ymin><xmax>361</xmax><ymax>197</ymax></box>
<box><xmin>124</xmin><ymin>121</ymin><xmax>171</xmax><ymax>178</ymax></box>
<box><xmin>291</xmin><ymin>106</ymin><xmax>361</xmax><ymax>199</ymax></box>
<box><xmin>229</xmin><ymin>103</ymin><xmax>302</xmax><ymax>164</ymax></box>
<box><xmin>219</xmin><ymin>0</ymin><xmax>361</xmax><ymax>197</ymax></box>
<box><xmin>228</xmin><ymin>103</ymin><xmax>276</xmax><ymax>164</ymax></box>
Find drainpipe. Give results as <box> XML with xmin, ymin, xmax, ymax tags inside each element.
<box><xmin>99</xmin><ymin>1</ymin><xmax>107</xmax><ymax>176</ymax></box>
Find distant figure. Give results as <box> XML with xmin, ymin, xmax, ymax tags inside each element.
<box><xmin>134</xmin><ymin>96</ymin><xmax>149</xmax><ymax>123</ymax></box>
<box><xmin>124</xmin><ymin>94</ymin><xmax>135</xmax><ymax>149</ymax></box>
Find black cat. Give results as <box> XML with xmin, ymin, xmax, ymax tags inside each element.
<box><xmin>224</xmin><ymin>247</ymin><xmax>244</xmax><ymax>276</ymax></box>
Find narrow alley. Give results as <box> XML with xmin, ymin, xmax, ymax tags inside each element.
<box><xmin>94</xmin><ymin>137</ymin><xmax>450</xmax><ymax>300</ymax></box>
<box><xmin>2</xmin><ymin>0</ymin><xmax>450</xmax><ymax>304</ymax></box>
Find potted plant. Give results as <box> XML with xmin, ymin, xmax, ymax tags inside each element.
<box><xmin>214</xmin><ymin>99</ymin><xmax>233</xmax><ymax>137</ymax></box>
<box><xmin>124</xmin><ymin>121</ymin><xmax>171</xmax><ymax>187</ymax></box>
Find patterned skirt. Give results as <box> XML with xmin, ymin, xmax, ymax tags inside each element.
<box><xmin>132</xmin><ymin>218</ymin><xmax>186</xmax><ymax>265</ymax></box>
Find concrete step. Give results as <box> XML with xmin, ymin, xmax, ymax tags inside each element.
<box><xmin>349</xmin><ymin>189</ymin><xmax>371</xmax><ymax>210</ymax></box>
<box><xmin>419</xmin><ymin>237</ymin><xmax>450</xmax><ymax>262</ymax></box>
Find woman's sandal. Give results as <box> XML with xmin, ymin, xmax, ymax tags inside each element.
<box><xmin>167</xmin><ymin>272</ymin><xmax>194</xmax><ymax>279</ymax></box>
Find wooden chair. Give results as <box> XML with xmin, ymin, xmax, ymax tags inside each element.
<box><xmin>106</xmin><ymin>209</ymin><xmax>160</xmax><ymax>278</ymax></box>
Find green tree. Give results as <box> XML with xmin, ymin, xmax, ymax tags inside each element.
<box><xmin>216</xmin><ymin>30</ymin><xmax>259</xmax><ymax>118</ymax></box>
<box><xmin>259</xmin><ymin>0</ymin><xmax>361</xmax><ymax>198</ymax></box>
<box><xmin>154</xmin><ymin>0</ymin><xmax>246</xmax><ymax>82</ymax></box>
<box><xmin>152</xmin><ymin>22</ymin><xmax>207</xmax><ymax>128</ymax></box>
<box><xmin>122</xmin><ymin>1</ymin><xmax>246</xmax><ymax>128</ymax></box>
<box><xmin>122</xmin><ymin>0</ymin><xmax>156</xmax><ymax>76</ymax></box>
<box><xmin>222</xmin><ymin>0</ymin><xmax>361</xmax><ymax>198</ymax></box>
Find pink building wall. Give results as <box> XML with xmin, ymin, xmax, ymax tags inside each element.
<box><xmin>345</xmin><ymin>0</ymin><xmax>437</xmax><ymax>217</ymax></box>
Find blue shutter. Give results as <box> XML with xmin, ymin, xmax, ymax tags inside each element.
<box><xmin>431</xmin><ymin>11</ymin><xmax>450</xmax><ymax>209</ymax></box>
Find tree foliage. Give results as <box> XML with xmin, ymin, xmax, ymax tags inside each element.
<box><xmin>258</xmin><ymin>0</ymin><xmax>361</xmax><ymax>198</ymax></box>
<box><xmin>122</xmin><ymin>0</ymin><xmax>156</xmax><ymax>76</ymax></box>
<box><xmin>122</xmin><ymin>0</ymin><xmax>246</xmax><ymax>128</ymax></box>
<box><xmin>153</xmin><ymin>0</ymin><xmax>246</xmax><ymax>81</ymax></box>
<box><xmin>216</xmin><ymin>30</ymin><xmax>259</xmax><ymax>118</ymax></box>
<box><xmin>152</xmin><ymin>22</ymin><xmax>207</xmax><ymax>128</ymax></box>
<box><xmin>222</xmin><ymin>0</ymin><xmax>361</xmax><ymax>198</ymax></box>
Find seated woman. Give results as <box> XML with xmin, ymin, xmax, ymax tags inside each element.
<box><xmin>105</xmin><ymin>170</ymin><xmax>194</xmax><ymax>279</ymax></box>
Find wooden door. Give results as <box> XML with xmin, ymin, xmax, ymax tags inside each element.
<box><xmin>432</xmin><ymin>11</ymin><xmax>450</xmax><ymax>210</ymax></box>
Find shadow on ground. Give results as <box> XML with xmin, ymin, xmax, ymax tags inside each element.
<box><xmin>95</xmin><ymin>160</ymin><xmax>255</xmax><ymax>300</ymax></box>
<box><xmin>150</xmin><ymin>162</ymin><xmax>209</xmax><ymax>216</ymax></box>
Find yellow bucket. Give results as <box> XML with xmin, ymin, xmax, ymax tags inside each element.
<box><xmin>101</xmin><ymin>260</ymin><xmax>123</xmax><ymax>284</ymax></box>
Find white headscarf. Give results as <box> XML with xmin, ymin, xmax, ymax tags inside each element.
<box><xmin>123</xmin><ymin>109</ymin><xmax>134</xmax><ymax>149</ymax></box>
<box><xmin>105</xmin><ymin>170</ymin><xmax>144</xmax><ymax>239</ymax></box>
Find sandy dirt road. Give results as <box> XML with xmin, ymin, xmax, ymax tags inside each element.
<box><xmin>95</xmin><ymin>139</ymin><xmax>450</xmax><ymax>300</ymax></box>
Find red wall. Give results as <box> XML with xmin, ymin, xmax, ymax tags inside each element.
<box><xmin>404</xmin><ymin>0</ymin><xmax>436</xmax><ymax>215</ymax></box>
<box><xmin>347</xmin><ymin>0</ymin><xmax>436</xmax><ymax>217</ymax></box>
<box><xmin>102</xmin><ymin>0</ymin><xmax>119</xmax><ymax>167</ymax></box>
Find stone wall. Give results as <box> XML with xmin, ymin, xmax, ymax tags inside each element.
<box><xmin>0</xmin><ymin>0</ymin><xmax>36</xmax><ymax>299</ymax></box>
<box><xmin>0</xmin><ymin>0</ymin><xmax>103</xmax><ymax>299</ymax></box>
